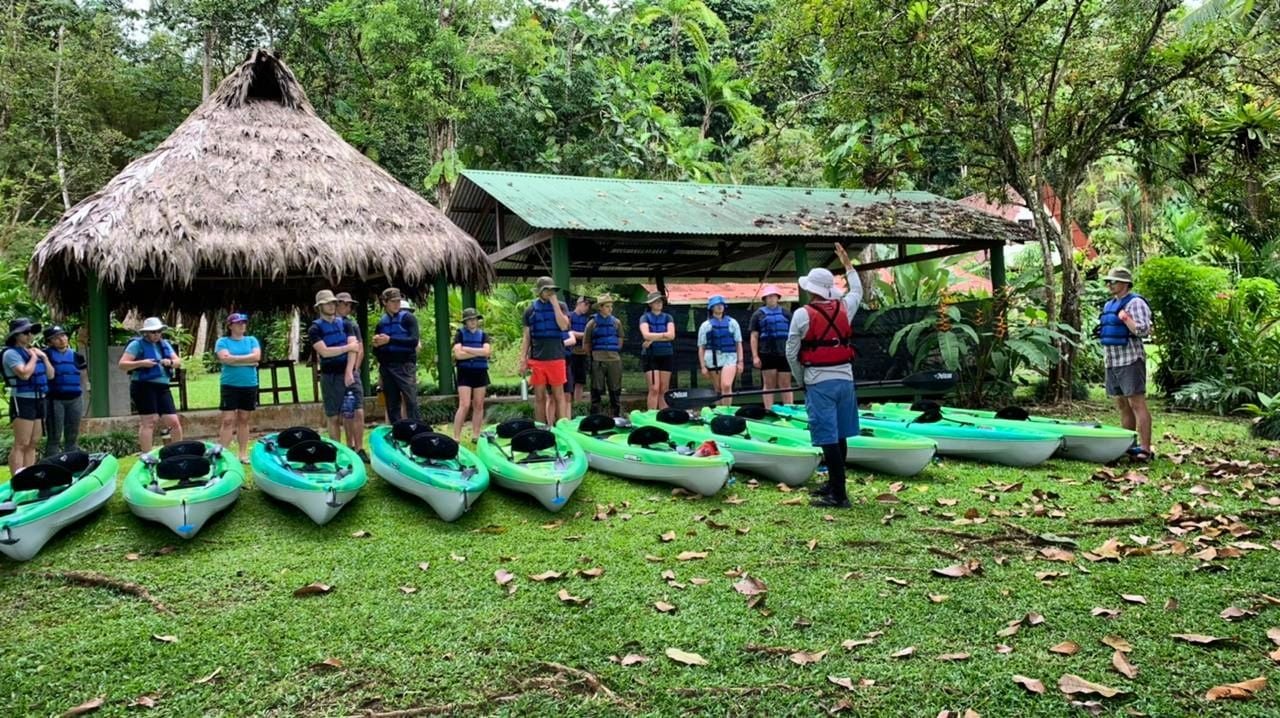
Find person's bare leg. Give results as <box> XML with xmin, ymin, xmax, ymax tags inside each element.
<box><xmin>550</xmin><ymin>385</ymin><xmax>567</xmax><ymax>425</ymax></box>
<box><xmin>1127</xmin><ymin>394</ymin><xmax>1153</xmax><ymax>451</ymax></box>
<box><xmin>453</xmin><ymin>389</ymin><xmax>472</xmax><ymax>441</ymax></box>
<box><xmin>657</xmin><ymin>371</ymin><xmax>671</xmax><ymax>409</ymax></box>
<box><xmin>164</xmin><ymin>415</ymin><xmax>183</xmax><ymax>442</ymax></box>
<box><xmin>472</xmin><ymin>387</ymin><xmax>487</xmax><ymax>437</ymax></box>
<box><xmin>1114</xmin><ymin>397</ymin><xmax>1136</xmax><ymax>431</ymax></box>
<box><xmin>236</xmin><ymin>410</ymin><xmax>251</xmax><ymax>460</ymax></box>
<box><xmin>719</xmin><ymin>365</ymin><xmax>737</xmax><ymax>407</ymax></box>
<box><xmin>778</xmin><ymin>372</ymin><xmax>793</xmax><ymax>405</ymax></box>
<box><xmin>533</xmin><ymin>384</ymin><xmax>547</xmax><ymax>424</ymax></box>
<box><xmin>350</xmin><ymin>409</ymin><xmax>365</xmax><ymax>452</ymax></box>
<box><xmin>10</xmin><ymin>420</ymin><xmax>33</xmax><ymax>474</ymax></box>
<box><xmin>218</xmin><ymin>411</ymin><xmax>236</xmax><ymax>453</ymax></box>
<box><xmin>24</xmin><ymin>422</ymin><xmax>42</xmax><ymax>469</ymax></box>
<box><xmin>646</xmin><ymin>371</ymin><xmax>659</xmax><ymax>410</ymax></box>
<box><xmin>138</xmin><ymin>415</ymin><xmax>158</xmax><ymax>453</ymax></box>
<box><xmin>327</xmin><ymin>415</ymin><xmax>342</xmax><ymax>442</ymax></box>
<box><xmin>761</xmin><ymin>369</ymin><xmax>777</xmax><ymax>410</ymax></box>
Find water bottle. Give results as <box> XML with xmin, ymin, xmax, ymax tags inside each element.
<box><xmin>341</xmin><ymin>387</ymin><xmax>359</xmax><ymax>420</ymax></box>
<box><xmin>520</xmin><ymin>376</ymin><xmax>529</xmax><ymax>401</ymax></box>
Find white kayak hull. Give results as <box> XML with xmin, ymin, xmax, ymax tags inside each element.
<box><xmin>128</xmin><ymin>487</ymin><xmax>241</xmax><ymax>539</ymax></box>
<box><xmin>585</xmin><ymin>453</ymin><xmax>728</xmax><ymax>496</ymax></box>
<box><xmin>723</xmin><ymin>448</ymin><xmax>820</xmax><ymax>486</ymax></box>
<box><xmin>1058</xmin><ymin>435</ymin><xmax>1136</xmax><ymax>464</ymax></box>
<box><xmin>491</xmin><ymin>473</ymin><xmax>583</xmax><ymax>512</ymax></box>
<box><xmin>253</xmin><ymin>472</ymin><xmax>360</xmax><ymax>525</ymax></box>
<box><xmin>0</xmin><ymin>478</ymin><xmax>116</xmax><ymax>562</ymax></box>
<box><xmin>372</xmin><ymin>452</ymin><xmax>480</xmax><ymax>522</ymax></box>
<box><xmin>930</xmin><ymin>436</ymin><xmax>1062</xmax><ymax>467</ymax></box>
<box><xmin>845</xmin><ymin>444</ymin><xmax>937</xmax><ymax>476</ymax></box>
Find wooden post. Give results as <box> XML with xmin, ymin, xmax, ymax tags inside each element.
<box><xmin>794</xmin><ymin>246</ymin><xmax>811</xmax><ymax>304</ymax></box>
<box><xmin>551</xmin><ymin>233</ymin><xmax>571</xmax><ymax>303</ymax></box>
<box><xmin>434</xmin><ymin>275</ymin><xmax>455</xmax><ymax>393</ymax></box>
<box><xmin>86</xmin><ymin>273</ymin><xmax>111</xmax><ymax>417</ymax></box>
<box><xmin>990</xmin><ymin>244</ymin><xmax>1007</xmax><ymax>296</ymax></box>
<box><xmin>461</xmin><ymin>287</ymin><xmax>477</xmax><ymax>312</ymax></box>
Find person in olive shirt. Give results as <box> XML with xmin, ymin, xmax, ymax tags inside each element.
<box><xmin>520</xmin><ymin>276</ymin><xmax>572</xmax><ymax>425</ymax></box>
<box><xmin>583</xmin><ymin>294</ymin><xmax>625</xmax><ymax>417</ymax></box>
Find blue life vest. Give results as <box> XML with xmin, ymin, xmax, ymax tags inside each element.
<box><xmin>570</xmin><ymin>311</ymin><xmax>591</xmax><ymax>334</ymax></box>
<box><xmin>130</xmin><ymin>338</ymin><xmax>175</xmax><ymax>382</ymax></box>
<box><xmin>757</xmin><ymin>305</ymin><xmax>790</xmax><ymax>354</ymax></box>
<box><xmin>591</xmin><ymin>314</ymin><xmax>621</xmax><ymax>352</ymax></box>
<box><xmin>528</xmin><ymin>299</ymin><xmax>562</xmax><ymax>340</ymax></box>
<box><xmin>643</xmin><ymin>312</ymin><xmax>674</xmax><ymax>356</ymax></box>
<box><xmin>1100</xmin><ymin>293</ymin><xmax>1143</xmax><ymax>346</ymax></box>
<box><xmin>47</xmin><ymin>347</ymin><xmax>82</xmax><ymax>398</ymax></box>
<box><xmin>311</xmin><ymin>317</ymin><xmax>350</xmax><ymax>372</ymax></box>
<box><xmin>375</xmin><ymin>310</ymin><xmax>416</xmax><ymax>362</ymax></box>
<box><xmin>3</xmin><ymin>346</ymin><xmax>48</xmax><ymax>396</ymax></box>
<box><xmin>707</xmin><ymin>316</ymin><xmax>737</xmax><ymax>353</ymax></box>
<box><xmin>562</xmin><ymin>330</ymin><xmax>573</xmax><ymax>357</ymax></box>
<box><xmin>456</xmin><ymin>327</ymin><xmax>489</xmax><ymax>369</ymax></box>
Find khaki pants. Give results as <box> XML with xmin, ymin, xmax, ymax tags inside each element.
<box><xmin>590</xmin><ymin>356</ymin><xmax>622</xmax><ymax>417</ymax></box>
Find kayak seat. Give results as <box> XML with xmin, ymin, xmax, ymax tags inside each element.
<box><xmin>578</xmin><ymin>414</ymin><xmax>616</xmax><ymax>436</ymax></box>
<box><xmin>656</xmin><ymin>408</ymin><xmax>690</xmax><ymax>425</ymax></box>
<box><xmin>277</xmin><ymin>426</ymin><xmax>322</xmax><ymax>449</ymax></box>
<box><xmin>510</xmin><ymin>428</ymin><xmax>558</xmax><ymax>461</ymax></box>
<box><xmin>735</xmin><ymin>405</ymin><xmax>768</xmax><ymax>420</ymax></box>
<box><xmin>155</xmin><ymin>456</ymin><xmax>212</xmax><ymax>486</ymax></box>
<box><xmin>908</xmin><ymin>405</ymin><xmax>945</xmax><ymax>424</ymax></box>
<box><xmin>627</xmin><ymin>425</ymin><xmax>671</xmax><ymax>448</ymax></box>
<box><xmin>159</xmin><ymin>441</ymin><xmax>209</xmax><ymax>460</ymax></box>
<box><xmin>410</xmin><ymin>432</ymin><xmax>460</xmax><ymax>462</ymax></box>
<box><xmin>497</xmin><ymin>418</ymin><xmax>537</xmax><ymax>439</ymax></box>
<box><xmin>994</xmin><ymin>406</ymin><xmax>1030</xmax><ymax>421</ymax></box>
<box><xmin>44</xmin><ymin>450</ymin><xmax>93</xmax><ymax>476</ymax></box>
<box><xmin>709</xmin><ymin>415</ymin><xmax>747</xmax><ymax>437</ymax></box>
<box><xmin>909</xmin><ymin>400</ymin><xmax>943</xmax><ymax>413</ymax></box>
<box><xmin>10</xmin><ymin>463</ymin><xmax>75</xmax><ymax>498</ymax></box>
<box><xmin>392</xmin><ymin>420</ymin><xmax>431</xmax><ymax>444</ymax></box>
<box><xmin>286</xmin><ymin>440</ymin><xmax>338</xmax><ymax>469</ymax></box>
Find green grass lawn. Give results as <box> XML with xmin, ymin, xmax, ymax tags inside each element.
<box><xmin>2</xmin><ymin>404</ymin><xmax>1278</xmax><ymax>716</ymax></box>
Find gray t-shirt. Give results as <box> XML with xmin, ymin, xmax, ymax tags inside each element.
<box><xmin>785</xmin><ymin>272</ymin><xmax>865</xmax><ymax>386</ymax></box>
<box><xmin>3</xmin><ymin>346</ymin><xmax>39</xmax><ymax>398</ymax></box>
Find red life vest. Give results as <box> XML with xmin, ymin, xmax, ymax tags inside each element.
<box><xmin>798</xmin><ymin>300</ymin><xmax>855</xmax><ymax>367</ymax></box>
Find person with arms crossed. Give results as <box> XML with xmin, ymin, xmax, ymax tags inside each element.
<box><xmin>372</xmin><ymin>287</ymin><xmax>421</xmax><ymax>424</ymax></box>
<box><xmin>215</xmin><ymin>313</ymin><xmax>261</xmax><ymax>463</ymax></box>
<box><xmin>118</xmin><ymin>317</ymin><xmax>183</xmax><ymax>454</ymax></box>
<box><xmin>640</xmin><ymin>291</ymin><xmax>676</xmax><ymax>410</ymax></box>
<box><xmin>452</xmin><ymin>308</ymin><xmax>491</xmax><ymax>442</ymax></box>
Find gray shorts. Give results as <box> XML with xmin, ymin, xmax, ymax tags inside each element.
<box><xmin>1105</xmin><ymin>362</ymin><xmax>1146</xmax><ymax>397</ymax></box>
<box><xmin>319</xmin><ymin>372</ymin><xmax>363</xmax><ymax>417</ymax></box>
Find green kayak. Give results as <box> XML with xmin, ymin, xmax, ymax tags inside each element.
<box><xmin>704</xmin><ymin>406</ymin><xmax>937</xmax><ymax>477</ymax></box>
<box><xmin>251</xmin><ymin>427</ymin><xmax>367</xmax><ymax>525</ymax></box>
<box><xmin>371</xmin><ymin>421</ymin><xmax>489</xmax><ymax>522</ymax></box>
<box><xmin>475</xmin><ymin>419</ymin><xmax>587</xmax><ymax>512</ymax></box>
<box><xmin>1</xmin><ymin>452</ymin><xmax>118</xmax><ymax>561</ymax></box>
<box><xmin>630</xmin><ymin>408</ymin><xmax>820</xmax><ymax>486</ymax></box>
<box><xmin>558</xmin><ymin>414</ymin><xmax>733</xmax><ymax>496</ymax></box>
<box><xmin>770</xmin><ymin>403</ymin><xmax>1063</xmax><ymax>468</ymax></box>
<box><xmin>124</xmin><ymin>441</ymin><xmax>244</xmax><ymax>539</ymax></box>
<box><xmin>876</xmin><ymin>402</ymin><xmax>1136</xmax><ymax>463</ymax></box>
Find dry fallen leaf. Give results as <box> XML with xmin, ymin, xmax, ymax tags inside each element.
<box><xmin>61</xmin><ymin>697</ymin><xmax>104</xmax><ymax>717</ymax></box>
<box><xmin>556</xmin><ymin>589</ymin><xmax>589</xmax><ymax>606</ymax></box>
<box><xmin>733</xmin><ymin>575</ymin><xmax>768</xmax><ymax>597</ymax></box>
<box><xmin>891</xmin><ymin>646</ymin><xmax>916</xmax><ymax>659</ymax></box>
<box><xmin>1172</xmin><ymin>633</ymin><xmax>1230</xmax><ymax>646</ymax></box>
<box><xmin>151</xmin><ymin>634</ymin><xmax>177</xmax><ymax>644</ymax></box>
<box><xmin>417</xmin><ymin>562</ymin><xmax>430</xmax><ymax>571</ymax></box>
<box><xmin>806</xmin><ymin>538</ymin><xmax>818</xmax><ymax>551</ymax></box>
<box><xmin>619</xmin><ymin>653</ymin><xmax>649</xmax><ymax>666</ymax></box>
<box><xmin>1220</xmin><ymin>606</ymin><xmax>1257</xmax><ymax>621</ymax></box>
<box><xmin>689</xmin><ymin>577</ymin><xmax>710</xmax><ymax>586</ymax></box>
<box><xmin>1039</xmin><ymin>547</ymin><xmax>1075</xmax><ymax>563</ymax></box>
<box><xmin>654</xmin><ymin>600</ymin><xmax>677</xmax><ymax>613</ymax></box>
<box><xmin>937</xmin><ymin>652</ymin><xmax>971</xmax><ymax>662</ymax></box>
<box><xmin>494</xmin><ymin>569</ymin><xmax>515</xmax><ymax>586</ymax></box>
<box><xmin>780</xmin><ymin>496</ymin><xmax>805</xmax><ymax>506</ymax></box>
<box><xmin>828</xmin><ymin>675</ymin><xmax>857</xmax><ymax>691</ymax></box>
<box><xmin>1205</xmin><ymin>676</ymin><xmax>1266</xmax><ymax>701</ymax></box>
<box><xmin>399</xmin><ymin>585</ymin><xmax>417</xmax><ymax>595</ymax></box>
<box><xmin>1101</xmin><ymin>636</ymin><xmax>1132</xmax><ymax>653</ymax></box>
<box><xmin>1058</xmin><ymin>673</ymin><xmax>1125</xmax><ymax>698</ymax></box>
<box><xmin>194</xmin><ymin>667</ymin><xmax>221</xmax><ymax>685</ymax></box>
<box><xmin>350</xmin><ymin>530</ymin><xmax>372</xmax><ymax>538</ymax></box>
<box><xmin>676</xmin><ymin>551</ymin><xmax>709</xmax><ymax>561</ymax></box>
<box><xmin>311</xmin><ymin>657</ymin><xmax>343</xmax><ymax>671</ymax></box>
<box><xmin>660</xmin><ymin>531</ymin><xmax>676</xmax><ymax>542</ymax></box>
<box><xmin>928</xmin><ymin>594</ymin><xmax>950</xmax><ymax>604</ymax></box>
<box><xmin>1120</xmin><ymin>594</ymin><xmax>1147</xmax><ymax>605</ymax></box>
<box><xmin>842</xmin><ymin>638</ymin><xmax>874</xmax><ymax>650</ymax></box>
<box><xmin>128</xmin><ymin>694</ymin><xmax>158</xmax><ymax>709</ymax></box>
<box><xmin>932</xmin><ymin>560</ymin><xmax>982</xmax><ymax>579</ymax></box>
<box><xmin>665</xmin><ymin>647</ymin><xmax>708</xmax><ymax>666</ymax></box>
<box><xmin>885</xmin><ymin>577</ymin><xmax>910</xmax><ymax>587</ymax></box>
<box><xmin>1164</xmin><ymin>597</ymin><xmax>1179</xmax><ymax>611</ymax></box>
<box><xmin>996</xmin><ymin>644</ymin><xmax>1014</xmax><ymax>654</ymax></box>
<box><xmin>1268</xmin><ymin>627</ymin><xmax>1280</xmax><ymax>646</ymax></box>
<box><xmin>579</xmin><ymin>567</ymin><xmax>605</xmax><ymax>579</ymax></box>
<box><xmin>450</xmin><ymin>552</ymin><xmax>466</xmax><ymax>562</ymax></box>
<box><xmin>1091</xmin><ymin>607</ymin><xmax>1121</xmax><ymax>619</ymax></box>
<box><xmin>1050</xmin><ymin>641</ymin><xmax>1081</xmax><ymax>656</ymax></box>
<box><xmin>124</xmin><ymin>552</ymin><xmax>141</xmax><ymax>561</ymax></box>
<box><xmin>1012</xmin><ymin>675</ymin><xmax>1046</xmax><ymax>695</ymax></box>
<box><xmin>293</xmin><ymin>582</ymin><xmax>333</xmax><ymax>598</ymax></box>
<box><xmin>788</xmin><ymin>650</ymin><xmax>827</xmax><ymax>666</ymax></box>
<box><xmin>529</xmin><ymin>570</ymin><xmax>564</xmax><ymax>582</ymax></box>
<box><xmin>1111</xmin><ymin>651</ymin><xmax>1138</xmax><ymax>679</ymax></box>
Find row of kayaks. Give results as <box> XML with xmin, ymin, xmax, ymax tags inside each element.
<box><xmin>1</xmin><ymin>402</ymin><xmax>1136</xmax><ymax>560</ymax></box>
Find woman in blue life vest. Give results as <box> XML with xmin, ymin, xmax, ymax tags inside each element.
<box><xmin>749</xmin><ymin>285</ymin><xmax>794</xmax><ymax>410</ymax></box>
<box><xmin>42</xmin><ymin>325</ymin><xmax>88</xmax><ymax>458</ymax></box>
<box><xmin>118</xmin><ymin>316</ymin><xmax>184</xmax><ymax>454</ymax></box>
<box><xmin>640</xmin><ymin>291</ymin><xmax>676</xmax><ymax>410</ymax></box>
<box><xmin>697</xmin><ymin>295</ymin><xmax>743</xmax><ymax>407</ymax></box>
<box><xmin>452</xmin><ymin>308</ymin><xmax>491</xmax><ymax>442</ymax></box>
<box><xmin>3</xmin><ymin>318</ymin><xmax>53</xmax><ymax>474</ymax></box>
<box><xmin>215</xmin><ymin>313</ymin><xmax>261</xmax><ymax>463</ymax></box>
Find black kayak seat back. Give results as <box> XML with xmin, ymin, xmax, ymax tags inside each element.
<box><xmin>578</xmin><ymin>414</ymin><xmax>616</xmax><ymax>436</ymax></box>
<box><xmin>392</xmin><ymin>419</ymin><xmax>431</xmax><ymax>443</ymax></box>
<box><xmin>655</xmin><ymin>408</ymin><xmax>690</xmax><ymax>425</ymax></box>
<box><xmin>287</xmin><ymin>440</ymin><xmax>338</xmax><ymax>466</ymax></box>
<box><xmin>10</xmin><ymin>463</ymin><xmax>75</xmax><ymax>494</ymax></box>
<box><xmin>277</xmin><ymin>426</ymin><xmax>321</xmax><ymax>449</ymax></box>
<box><xmin>911</xmin><ymin>404</ymin><xmax>945</xmax><ymax>424</ymax></box>
<box><xmin>411</xmin><ymin>432</ymin><xmax>460</xmax><ymax>461</ymax></box>
<box><xmin>909</xmin><ymin>400</ymin><xmax>942</xmax><ymax>413</ymax></box>
<box><xmin>710</xmin><ymin>415</ymin><xmax>747</xmax><ymax>437</ymax></box>
<box><xmin>735</xmin><ymin>405</ymin><xmax>768</xmax><ymax>420</ymax></box>
<box><xmin>45</xmin><ymin>450</ymin><xmax>92</xmax><ymax>476</ymax></box>
<box><xmin>510</xmin><ymin>428</ymin><xmax>556</xmax><ymax>455</ymax></box>
<box><xmin>156</xmin><ymin>455</ymin><xmax>212</xmax><ymax>482</ymax></box>
<box><xmin>159</xmin><ymin>441</ymin><xmax>208</xmax><ymax>460</ymax></box>
<box><xmin>497</xmin><ymin>418</ymin><xmax>537</xmax><ymax>439</ymax></box>
<box><xmin>994</xmin><ymin>406</ymin><xmax>1030</xmax><ymax>421</ymax></box>
<box><xmin>628</xmin><ymin>425</ymin><xmax>670</xmax><ymax>448</ymax></box>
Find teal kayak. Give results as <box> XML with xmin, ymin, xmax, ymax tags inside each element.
<box><xmin>876</xmin><ymin>402</ymin><xmax>1136</xmax><ymax>463</ymax></box>
<box><xmin>0</xmin><ymin>452</ymin><xmax>118</xmax><ymax>561</ymax></box>
<box><xmin>558</xmin><ymin>414</ymin><xmax>733</xmax><ymax>496</ymax></box>
<box><xmin>770</xmin><ymin>403</ymin><xmax>1062</xmax><ymax>468</ymax></box>
<box><xmin>371</xmin><ymin>421</ymin><xmax>489</xmax><ymax>522</ymax></box>
<box><xmin>251</xmin><ymin>427</ymin><xmax>367</xmax><ymax>525</ymax></box>
<box><xmin>475</xmin><ymin>419</ymin><xmax>587</xmax><ymax>511</ymax></box>
<box><xmin>124</xmin><ymin>441</ymin><xmax>244</xmax><ymax>539</ymax></box>
<box><xmin>630</xmin><ymin>408</ymin><xmax>820</xmax><ymax>486</ymax></box>
<box><xmin>705</xmin><ymin>405</ymin><xmax>937</xmax><ymax>476</ymax></box>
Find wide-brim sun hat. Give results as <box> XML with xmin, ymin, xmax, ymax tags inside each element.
<box><xmin>380</xmin><ymin>287</ymin><xmax>402</xmax><ymax>302</ymax></box>
<box><xmin>644</xmin><ymin>291</ymin><xmax>665</xmax><ymax>305</ymax></box>
<box><xmin>314</xmin><ymin>289</ymin><xmax>338</xmax><ymax>307</ymax></box>
<box><xmin>798</xmin><ymin>268</ymin><xmax>842</xmax><ymax>301</ymax></box>
<box><xmin>597</xmin><ymin>293</ymin><xmax>616</xmax><ymax>306</ymax></box>
<box><xmin>6</xmin><ymin>318</ymin><xmax>41</xmax><ymax>343</ymax></box>
<box><xmin>535</xmin><ymin>276</ymin><xmax>559</xmax><ymax>293</ymax></box>
<box><xmin>1103</xmin><ymin>267</ymin><xmax>1134</xmax><ymax>284</ymax></box>
<box><xmin>139</xmin><ymin>317</ymin><xmax>167</xmax><ymax>333</ymax></box>
<box><xmin>760</xmin><ymin>284</ymin><xmax>783</xmax><ymax>300</ymax></box>
<box><xmin>335</xmin><ymin>291</ymin><xmax>358</xmax><ymax>304</ymax></box>
<box><xmin>460</xmin><ymin>307</ymin><xmax>483</xmax><ymax>321</ymax></box>
<box><xmin>707</xmin><ymin>294</ymin><xmax>728</xmax><ymax>310</ymax></box>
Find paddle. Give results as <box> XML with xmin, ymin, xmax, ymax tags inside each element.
<box><xmin>664</xmin><ymin>371</ymin><xmax>957</xmax><ymax>410</ymax></box>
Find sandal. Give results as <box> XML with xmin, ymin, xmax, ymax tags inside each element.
<box><xmin>1125</xmin><ymin>446</ymin><xmax>1153</xmax><ymax>463</ymax></box>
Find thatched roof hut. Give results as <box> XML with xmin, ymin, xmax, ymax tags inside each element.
<box><xmin>29</xmin><ymin>49</ymin><xmax>493</xmax><ymax>314</ymax></box>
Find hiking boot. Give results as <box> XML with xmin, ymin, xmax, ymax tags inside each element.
<box><xmin>811</xmin><ymin>494</ymin><xmax>851</xmax><ymax>509</ymax></box>
<box><xmin>810</xmin><ymin>482</ymin><xmax>834</xmax><ymax>496</ymax></box>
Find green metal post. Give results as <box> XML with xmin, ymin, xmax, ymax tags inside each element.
<box><xmin>551</xmin><ymin>233</ymin><xmax>571</xmax><ymax>302</ymax></box>
<box><xmin>461</xmin><ymin>287</ymin><xmax>477</xmax><ymax>312</ymax></box>
<box><xmin>434</xmin><ymin>275</ymin><xmax>455</xmax><ymax>393</ymax></box>
<box><xmin>86</xmin><ymin>273</ymin><xmax>111</xmax><ymax>417</ymax></box>
<box><xmin>794</xmin><ymin>246</ymin><xmax>811</xmax><ymax>304</ymax></box>
<box><xmin>356</xmin><ymin>283</ymin><xmax>371</xmax><ymax>393</ymax></box>
<box><xmin>990</xmin><ymin>244</ymin><xmax>1007</xmax><ymax>296</ymax></box>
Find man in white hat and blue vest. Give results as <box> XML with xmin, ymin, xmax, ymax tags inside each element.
<box><xmin>1099</xmin><ymin>267</ymin><xmax>1153</xmax><ymax>460</ymax></box>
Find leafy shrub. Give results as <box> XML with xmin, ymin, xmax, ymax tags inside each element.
<box><xmin>1032</xmin><ymin>377</ymin><xmax>1089</xmax><ymax>402</ymax></box>
<box><xmin>1135</xmin><ymin>257</ymin><xmax>1231</xmax><ymax>393</ymax></box>
<box><xmin>78</xmin><ymin>431</ymin><xmax>141</xmax><ymax>457</ymax></box>
<box><xmin>1238</xmin><ymin>392</ymin><xmax>1280</xmax><ymax>440</ymax></box>
<box><xmin>1171</xmin><ymin>378</ymin><xmax>1256</xmax><ymax>415</ymax></box>
<box><xmin>1235</xmin><ymin>277</ymin><xmax>1280</xmax><ymax>317</ymax></box>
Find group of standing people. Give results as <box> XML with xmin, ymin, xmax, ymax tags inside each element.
<box><xmin>2</xmin><ymin>320</ymin><xmax>87</xmax><ymax>474</ymax></box>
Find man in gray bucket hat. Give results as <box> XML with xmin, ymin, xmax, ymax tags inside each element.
<box><xmin>1099</xmin><ymin>266</ymin><xmax>1153</xmax><ymax>461</ymax></box>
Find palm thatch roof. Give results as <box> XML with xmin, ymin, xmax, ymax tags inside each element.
<box><xmin>29</xmin><ymin>49</ymin><xmax>493</xmax><ymax>314</ymax></box>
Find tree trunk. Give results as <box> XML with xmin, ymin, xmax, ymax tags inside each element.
<box><xmin>194</xmin><ymin>313</ymin><xmax>210</xmax><ymax>357</ymax></box>
<box><xmin>1053</xmin><ymin>191</ymin><xmax>1082</xmax><ymax>402</ymax></box>
<box><xmin>432</xmin><ymin>119</ymin><xmax>456</xmax><ymax>210</ymax></box>
<box><xmin>699</xmin><ymin>103</ymin><xmax>712</xmax><ymax>141</ymax></box>
<box><xmin>202</xmin><ymin>28</ymin><xmax>214</xmax><ymax>99</ymax></box>
<box><xmin>288</xmin><ymin>310</ymin><xmax>300</xmax><ymax>361</ymax></box>
<box><xmin>53</xmin><ymin>25</ymin><xmax>70</xmax><ymax>211</ymax></box>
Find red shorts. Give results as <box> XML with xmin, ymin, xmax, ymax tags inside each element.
<box><xmin>528</xmin><ymin>358</ymin><xmax>567</xmax><ymax>387</ymax></box>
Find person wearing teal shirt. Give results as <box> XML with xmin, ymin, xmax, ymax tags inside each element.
<box><xmin>215</xmin><ymin>313</ymin><xmax>261</xmax><ymax>463</ymax></box>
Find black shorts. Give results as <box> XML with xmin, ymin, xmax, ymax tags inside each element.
<box><xmin>9</xmin><ymin>396</ymin><xmax>45</xmax><ymax>422</ymax></box>
<box><xmin>457</xmin><ymin>367</ymin><xmax>490</xmax><ymax>388</ymax></box>
<box><xmin>220</xmin><ymin>385</ymin><xmax>258</xmax><ymax>412</ymax></box>
<box><xmin>131</xmin><ymin>381</ymin><xmax>177</xmax><ymax>416</ymax></box>
<box><xmin>643</xmin><ymin>354</ymin><xmax>674</xmax><ymax>373</ymax></box>
<box><xmin>758</xmin><ymin>354</ymin><xmax>790</xmax><ymax>372</ymax></box>
<box><xmin>569</xmin><ymin>354</ymin><xmax>590</xmax><ymax>386</ymax></box>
